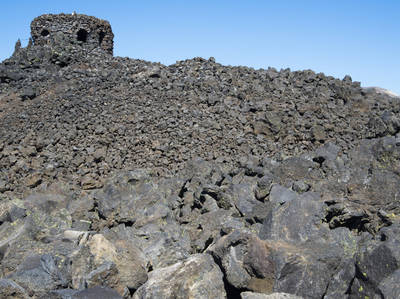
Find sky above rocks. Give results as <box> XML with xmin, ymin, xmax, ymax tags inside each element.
<box><xmin>1</xmin><ymin>0</ymin><xmax>399</xmax><ymax>94</ymax></box>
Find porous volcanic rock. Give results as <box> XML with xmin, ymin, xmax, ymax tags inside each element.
<box><xmin>0</xmin><ymin>13</ymin><xmax>400</xmax><ymax>299</ymax></box>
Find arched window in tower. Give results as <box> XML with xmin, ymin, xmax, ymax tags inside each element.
<box><xmin>77</xmin><ymin>29</ymin><xmax>88</xmax><ymax>42</ymax></box>
<box><xmin>41</xmin><ymin>29</ymin><xmax>49</xmax><ymax>37</ymax></box>
<box><xmin>99</xmin><ymin>31</ymin><xmax>105</xmax><ymax>46</ymax></box>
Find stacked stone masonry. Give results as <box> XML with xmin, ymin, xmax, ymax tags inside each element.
<box><xmin>30</xmin><ymin>13</ymin><xmax>114</xmax><ymax>54</ymax></box>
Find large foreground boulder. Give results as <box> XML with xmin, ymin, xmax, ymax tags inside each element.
<box><xmin>133</xmin><ymin>254</ymin><xmax>226</xmax><ymax>299</ymax></box>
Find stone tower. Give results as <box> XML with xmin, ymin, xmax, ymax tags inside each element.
<box><xmin>30</xmin><ymin>13</ymin><xmax>114</xmax><ymax>55</ymax></box>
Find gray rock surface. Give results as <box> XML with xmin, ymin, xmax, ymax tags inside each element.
<box><xmin>0</xmin><ymin>278</ymin><xmax>29</xmax><ymax>299</ymax></box>
<box><xmin>241</xmin><ymin>292</ymin><xmax>303</xmax><ymax>299</ymax></box>
<box><xmin>132</xmin><ymin>254</ymin><xmax>226</xmax><ymax>299</ymax></box>
<box><xmin>209</xmin><ymin>231</ymin><xmax>275</xmax><ymax>294</ymax></box>
<box><xmin>377</xmin><ymin>269</ymin><xmax>400</xmax><ymax>299</ymax></box>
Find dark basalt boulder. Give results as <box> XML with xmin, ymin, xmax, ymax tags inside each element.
<box><xmin>6</xmin><ymin>254</ymin><xmax>67</xmax><ymax>297</ymax></box>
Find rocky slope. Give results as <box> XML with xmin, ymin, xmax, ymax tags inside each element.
<box><xmin>0</xmin><ymin>14</ymin><xmax>399</xmax><ymax>299</ymax></box>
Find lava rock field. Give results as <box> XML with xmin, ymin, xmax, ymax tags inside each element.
<box><xmin>0</xmin><ymin>13</ymin><xmax>399</xmax><ymax>299</ymax></box>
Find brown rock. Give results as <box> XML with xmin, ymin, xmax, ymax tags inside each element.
<box><xmin>208</xmin><ymin>232</ymin><xmax>275</xmax><ymax>294</ymax></box>
<box><xmin>19</xmin><ymin>145</ymin><xmax>36</xmax><ymax>157</ymax></box>
<box><xmin>133</xmin><ymin>254</ymin><xmax>226</xmax><ymax>299</ymax></box>
<box><xmin>81</xmin><ymin>175</ymin><xmax>102</xmax><ymax>190</ymax></box>
<box><xmin>0</xmin><ymin>279</ymin><xmax>29</xmax><ymax>299</ymax></box>
<box><xmin>311</xmin><ymin>125</ymin><xmax>326</xmax><ymax>141</ymax></box>
<box><xmin>25</xmin><ymin>173</ymin><xmax>42</xmax><ymax>188</ymax></box>
<box><xmin>70</xmin><ymin>234</ymin><xmax>148</xmax><ymax>296</ymax></box>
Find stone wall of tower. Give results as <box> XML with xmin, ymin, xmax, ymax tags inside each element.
<box><xmin>30</xmin><ymin>13</ymin><xmax>114</xmax><ymax>55</ymax></box>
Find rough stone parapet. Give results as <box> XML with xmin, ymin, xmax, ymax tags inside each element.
<box><xmin>30</xmin><ymin>13</ymin><xmax>114</xmax><ymax>54</ymax></box>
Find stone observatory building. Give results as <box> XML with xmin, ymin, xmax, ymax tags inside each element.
<box><xmin>30</xmin><ymin>13</ymin><xmax>114</xmax><ymax>55</ymax></box>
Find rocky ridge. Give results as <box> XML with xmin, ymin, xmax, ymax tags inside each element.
<box><xmin>0</xmin><ymin>13</ymin><xmax>399</xmax><ymax>299</ymax></box>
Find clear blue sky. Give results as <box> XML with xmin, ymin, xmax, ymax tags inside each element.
<box><xmin>1</xmin><ymin>0</ymin><xmax>399</xmax><ymax>94</ymax></box>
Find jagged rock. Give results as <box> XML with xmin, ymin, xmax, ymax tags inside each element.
<box><xmin>0</xmin><ymin>179</ymin><xmax>10</xmax><ymax>193</ymax></box>
<box><xmin>25</xmin><ymin>173</ymin><xmax>42</xmax><ymax>188</ymax></box>
<box><xmin>311</xmin><ymin>142</ymin><xmax>341</xmax><ymax>163</ymax></box>
<box><xmin>72</xmin><ymin>286</ymin><xmax>122</xmax><ymax>299</ymax></box>
<box><xmin>20</xmin><ymin>87</ymin><xmax>36</xmax><ymax>101</ymax></box>
<box><xmin>353</xmin><ymin>236</ymin><xmax>400</xmax><ymax>298</ymax></box>
<box><xmin>377</xmin><ymin>269</ymin><xmax>400</xmax><ymax>299</ymax></box>
<box><xmin>255</xmin><ymin>175</ymin><xmax>273</xmax><ymax>200</ymax></box>
<box><xmin>44</xmin><ymin>289</ymin><xmax>79</xmax><ymax>299</ymax></box>
<box><xmin>259</xmin><ymin>192</ymin><xmax>329</xmax><ymax>242</ymax></box>
<box><xmin>69</xmin><ymin>233</ymin><xmax>148</xmax><ymax>296</ymax></box>
<box><xmin>122</xmin><ymin>222</ymin><xmax>191</xmax><ymax>269</ymax></box>
<box><xmin>0</xmin><ymin>279</ymin><xmax>29</xmax><ymax>299</ymax></box>
<box><xmin>291</xmin><ymin>180</ymin><xmax>310</xmax><ymax>193</ymax></box>
<box><xmin>208</xmin><ymin>231</ymin><xmax>275</xmax><ymax>294</ymax></box>
<box><xmin>226</xmin><ymin>179</ymin><xmax>269</xmax><ymax>222</ymax></box>
<box><xmin>47</xmin><ymin>286</ymin><xmax>122</xmax><ymax>299</ymax></box>
<box><xmin>92</xmin><ymin>170</ymin><xmax>183</xmax><ymax>233</ymax></box>
<box><xmin>346</xmin><ymin>137</ymin><xmax>400</xmax><ymax>215</ymax></box>
<box><xmin>0</xmin><ymin>200</ymin><xmax>25</xmax><ymax>223</ymax></box>
<box><xmin>271</xmin><ymin>157</ymin><xmax>322</xmax><ymax>188</ymax></box>
<box><xmin>6</xmin><ymin>254</ymin><xmax>67</xmax><ymax>297</ymax></box>
<box><xmin>241</xmin><ymin>292</ymin><xmax>303</xmax><ymax>299</ymax></box>
<box><xmin>132</xmin><ymin>254</ymin><xmax>226</xmax><ymax>299</ymax></box>
<box><xmin>268</xmin><ymin>185</ymin><xmax>297</xmax><ymax>206</ymax></box>
<box><xmin>258</xmin><ymin>190</ymin><xmax>362</xmax><ymax>298</ymax></box>
<box><xmin>323</xmin><ymin>258</ymin><xmax>356</xmax><ymax>299</ymax></box>
<box><xmin>269</xmin><ymin>236</ymin><xmax>357</xmax><ymax>299</ymax></box>
<box><xmin>81</xmin><ymin>175</ymin><xmax>102</xmax><ymax>190</ymax></box>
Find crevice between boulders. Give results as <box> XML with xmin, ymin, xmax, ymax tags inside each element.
<box><xmin>208</xmin><ymin>251</ymin><xmax>245</xmax><ymax>299</ymax></box>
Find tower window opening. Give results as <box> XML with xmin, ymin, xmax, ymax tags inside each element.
<box><xmin>41</xmin><ymin>29</ymin><xmax>49</xmax><ymax>37</ymax></box>
<box><xmin>77</xmin><ymin>29</ymin><xmax>88</xmax><ymax>42</ymax></box>
<box><xmin>99</xmin><ymin>31</ymin><xmax>105</xmax><ymax>45</ymax></box>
